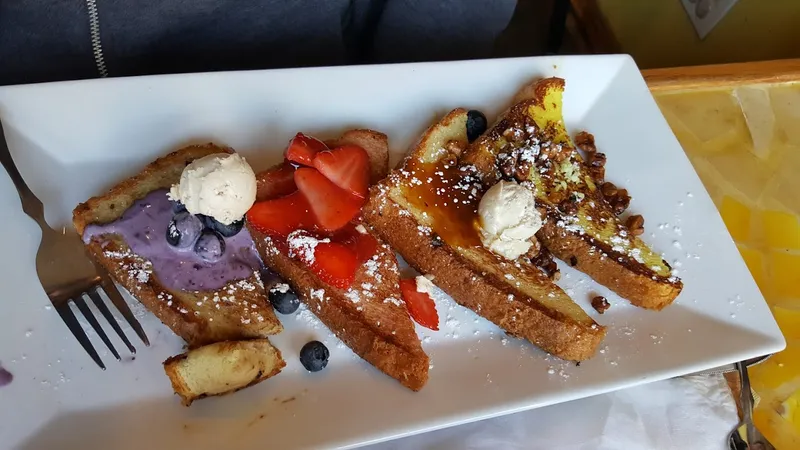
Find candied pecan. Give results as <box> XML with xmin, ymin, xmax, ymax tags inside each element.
<box><xmin>625</xmin><ymin>214</ymin><xmax>645</xmax><ymax>236</ymax></box>
<box><xmin>591</xmin><ymin>296</ymin><xmax>610</xmax><ymax>314</ymax></box>
<box><xmin>575</xmin><ymin>131</ymin><xmax>597</xmax><ymax>153</ymax></box>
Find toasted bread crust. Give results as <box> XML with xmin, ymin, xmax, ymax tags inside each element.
<box><xmin>325</xmin><ymin>129</ymin><xmax>390</xmax><ymax>185</ymax></box>
<box><xmin>72</xmin><ymin>145</ymin><xmax>282</xmax><ymax>347</ymax></box>
<box><xmin>364</xmin><ymin>189</ymin><xmax>604</xmax><ymax>361</ymax></box>
<box><xmin>538</xmin><ymin>212</ymin><xmax>681</xmax><ymax>310</ymax></box>
<box><xmin>163</xmin><ymin>339</ymin><xmax>285</xmax><ymax>406</ymax></box>
<box><xmin>249</xmin><ymin>129</ymin><xmax>429</xmax><ymax>391</ymax></box>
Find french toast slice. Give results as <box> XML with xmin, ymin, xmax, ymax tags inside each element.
<box><xmin>461</xmin><ymin>78</ymin><xmax>682</xmax><ymax>310</ymax></box>
<box><xmin>248</xmin><ymin>130</ymin><xmax>430</xmax><ymax>391</ymax></box>
<box><xmin>163</xmin><ymin>338</ymin><xmax>285</xmax><ymax>406</ymax></box>
<box><xmin>363</xmin><ymin>110</ymin><xmax>606</xmax><ymax>361</ymax></box>
<box><xmin>73</xmin><ymin>145</ymin><xmax>283</xmax><ymax>348</ymax></box>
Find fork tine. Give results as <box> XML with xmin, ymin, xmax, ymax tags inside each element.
<box><xmin>99</xmin><ymin>275</ymin><xmax>150</xmax><ymax>346</ymax></box>
<box><xmin>55</xmin><ymin>301</ymin><xmax>105</xmax><ymax>370</ymax></box>
<box><xmin>88</xmin><ymin>287</ymin><xmax>136</xmax><ymax>354</ymax></box>
<box><xmin>73</xmin><ymin>296</ymin><xmax>120</xmax><ymax>361</ymax></box>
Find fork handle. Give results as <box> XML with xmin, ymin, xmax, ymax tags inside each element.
<box><xmin>0</xmin><ymin>124</ymin><xmax>47</xmax><ymax>224</ymax></box>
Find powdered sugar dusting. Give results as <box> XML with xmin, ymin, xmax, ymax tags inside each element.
<box><xmin>383</xmin><ymin>297</ymin><xmax>403</xmax><ymax>307</ymax></box>
<box><xmin>309</xmin><ymin>288</ymin><xmax>325</xmax><ymax>302</ymax></box>
<box><xmin>287</xmin><ymin>231</ymin><xmax>330</xmax><ymax>263</ymax></box>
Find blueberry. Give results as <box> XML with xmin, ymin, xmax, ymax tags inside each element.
<box><xmin>299</xmin><ymin>341</ymin><xmax>329</xmax><ymax>372</ymax></box>
<box><xmin>198</xmin><ymin>214</ymin><xmax>244</xmax><ymax>238</ymax></box>
<box><xmin>172</xmin><ymin>201</ymin><xmax>187</xmax><ymax>214</ymax></box>
<box><xmin>194</xmin><ymin>230</ymin><xmax>226</xmax><ymax>262</ymax></box>
<box><xmin>166</xmin><ymin>212</ymin><xmax>203</xmax><ymax>248</ymax></box>
<box><xmin>197</xmin><ymin>214</ymin><xmax>215</xmax><ymax>228</ymax></box>
<box><xmin>269</xmin><ymin>283</ymin><xmax>300</xmax><ymax>314</ymax></box>
<box><xmin>466</xmin><ymin>110</ymin><xmax>488</xmax><ymax>143</ymax></box>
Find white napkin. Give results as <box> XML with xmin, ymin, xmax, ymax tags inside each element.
<box><xmin>367</xmin><ymin>375</ymin><xmax>738</xmax><ymax>450</ymax></box>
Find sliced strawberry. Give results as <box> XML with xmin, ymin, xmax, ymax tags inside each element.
<box><xmin>286</xmin><ymin>133</ymin><xmax>328</xmax><ymax>166</ymax></box>
<box><xmin>309</xmin><ymin>241</ymin><xmax>357</xmax><ymax>289</ymax></box>
<box><xmin>399</xmin><ymin>278</ymin><xmax>439</xmax><ymax>331</ymax></box>
<box><xmin>294</xmin><ymin>167</ymin><xmax>364</xmax><ymax>232</ymax></box>
<box><xmin>312</xmin><ymin>144</ymin><xmax>370</xmax><ymax>198</ymax></box>
<box><xmin>333</xmin><ymin>222</ymin><xmax>380</xmax><ymax>263</ymax></box>
<box><xmin>247</xmin><ymin>191</ymin><xmax>314</xmax><ymax>237</ymax></box>
<box><xmin>256</xmin><ymin>162</ymin><xmax>296</xmax><ymax>200</ymax></box>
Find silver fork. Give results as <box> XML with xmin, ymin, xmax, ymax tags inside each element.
<box><xmin>0</xmin><ymin>121</ymin><xmax>149</xmax><ymax>369</ymax></box>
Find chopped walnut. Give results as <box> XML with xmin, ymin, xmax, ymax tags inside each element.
<box><xmin>498</xmin><ymin>153</ymin><xmax>517</xmax><ymax>181</ymax></box>
<box><xmin>591</xmin><ymin>296</ymin><xmax>610</xmax><ymax>314</ymax></box>
<box><xmin>503</xmin><ymin>127</ymin><xmax>525</xmax><ymax>144</ymax></box>
<box><xmin>625</xmin><ymin>214</ymin><xmax>645</xmax><ymax>236</ymax></box>
<box><xmin>541</xmin><ymin>142</ymin><xmax>570</xmax><ymax>163</ymax></box>
<box><xmin>613</xmin><ymin>189</ymin><xmax>631</xmax><ymax>215</ymax></box>
<box><xmin>589</xmin><ymin>152</ymin><xmax>606</xmax><ymax>182</ymax></box>
<box><xmin>590</xmin><ymin>152</ymin><xmax>606</xmax><ymax>169</ymax></box>
<box><xmin>532</xmin><ymin>247</ymin><xmax>560</xmax><ymax>281</ymax></box>
<box><xmin>600</xmin><ymin>182</ymin><xmax>631</xmax><ymax>215</ymax></box>
<box><xmin>496</xmin><ymin>150</ymin><xmax>533</xmax><ymax>183</ymax></box>
<box><xmin>558</xmin><ymin>198</ymin><xmax>578</xmax><ymax>215</ymax></box>
<box><xmin>515</xmin><ymin>159</ymin><xmax>532</xmax><ymax>181</ymax></box>
<box><xmin>445</xmin><ymin>139</ymin><xmax>466</xmax><ymax>157</ymax></box>
<box><xmin>601</xmin><ymin>181</ymin><xmax>618</xmax><ymax>197</ymax></box>
<box><xmin>575</xmin><ymin>131</ymin><xmax>597</xmax><ymax>153</ymax></box>
<box><xmin>590</xmin><ymin>168</ymin><xmax>605</xmax><ymax>182</ymax></box>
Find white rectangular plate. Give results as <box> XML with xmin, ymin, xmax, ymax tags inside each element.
<box><xmin>0</xmin><ymin>55</ymin><xmax>784</xmax><ymax>450</ymax></box>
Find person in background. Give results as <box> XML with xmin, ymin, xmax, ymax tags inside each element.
<box><xmin>0</xmin><ymin>0</ymin><xmax>517</xmax><ymax>86</ymax></box>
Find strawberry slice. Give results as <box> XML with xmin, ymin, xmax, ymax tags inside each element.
<box><xmin>286</xmin><ymin>132</ymin><xmax>328</xmax><ymax>166</ymax></box>
<box><xmin>312</xmin><ymin>144</ymin><xmax>370</xmax><ymax>198</ymax></box>
<box><xmin>294</xmin><ymin>167</ymin><xmax>364</xmax><ymax>232</ymax></box>
<box><xmin>333</xmin><ymin>222</ymin><xmax>380</xmax><ymax>263</ymax></box>
<box><xmin>310</xmin><ymin>241</ymin><xmax>358</xmax><ymax>289</ymax></box>
<box><xmin>256</xmin><ymin>162</ymin><xmax>296</xmax><ymax>200</ymax></box>
<box><xmin>399</xmin><ymin>278</ymin><xmax>439</xmax><ymax>331</ymax></box>
<box><xmin>247</xmin><ymin>191</ymin><xmax>314</xmax><ymax>237</ymax></box>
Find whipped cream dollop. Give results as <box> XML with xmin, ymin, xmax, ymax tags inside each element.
<box><xmin>168</xmin><ymin>153</ymin><xmax>257</xmax><ymax>225</ymax></box>
<box><xmin>477</xmin><ymin>180</ymin><xmax>543</xmax><ymax>260</ymax></box>
<box><xmin>415</xmin><ymin>275</ymin><xmax>435</xmax><ymax>294</ymax></box>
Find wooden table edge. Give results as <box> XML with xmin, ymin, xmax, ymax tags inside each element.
<box><xmin>643</xmin><ymin>58</ymin><xmax>800</xmax><ymax>92</ymax></box>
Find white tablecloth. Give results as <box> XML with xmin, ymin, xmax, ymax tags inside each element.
<box><xmin>366</xmin><ymin>375</ymin><xmax>738</xmax><ymax>450</ymax></box>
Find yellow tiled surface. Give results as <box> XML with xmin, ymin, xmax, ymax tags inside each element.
<box><xmin>655</xmin><ymin>83</ymin><xmax>800</xmax><ymax>449</ymax></box>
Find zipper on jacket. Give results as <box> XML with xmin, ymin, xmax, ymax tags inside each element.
<box><xmin>85</xmin><ymin>0</ymin><xmax>108</xmax><ymax>77</ymax></box>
